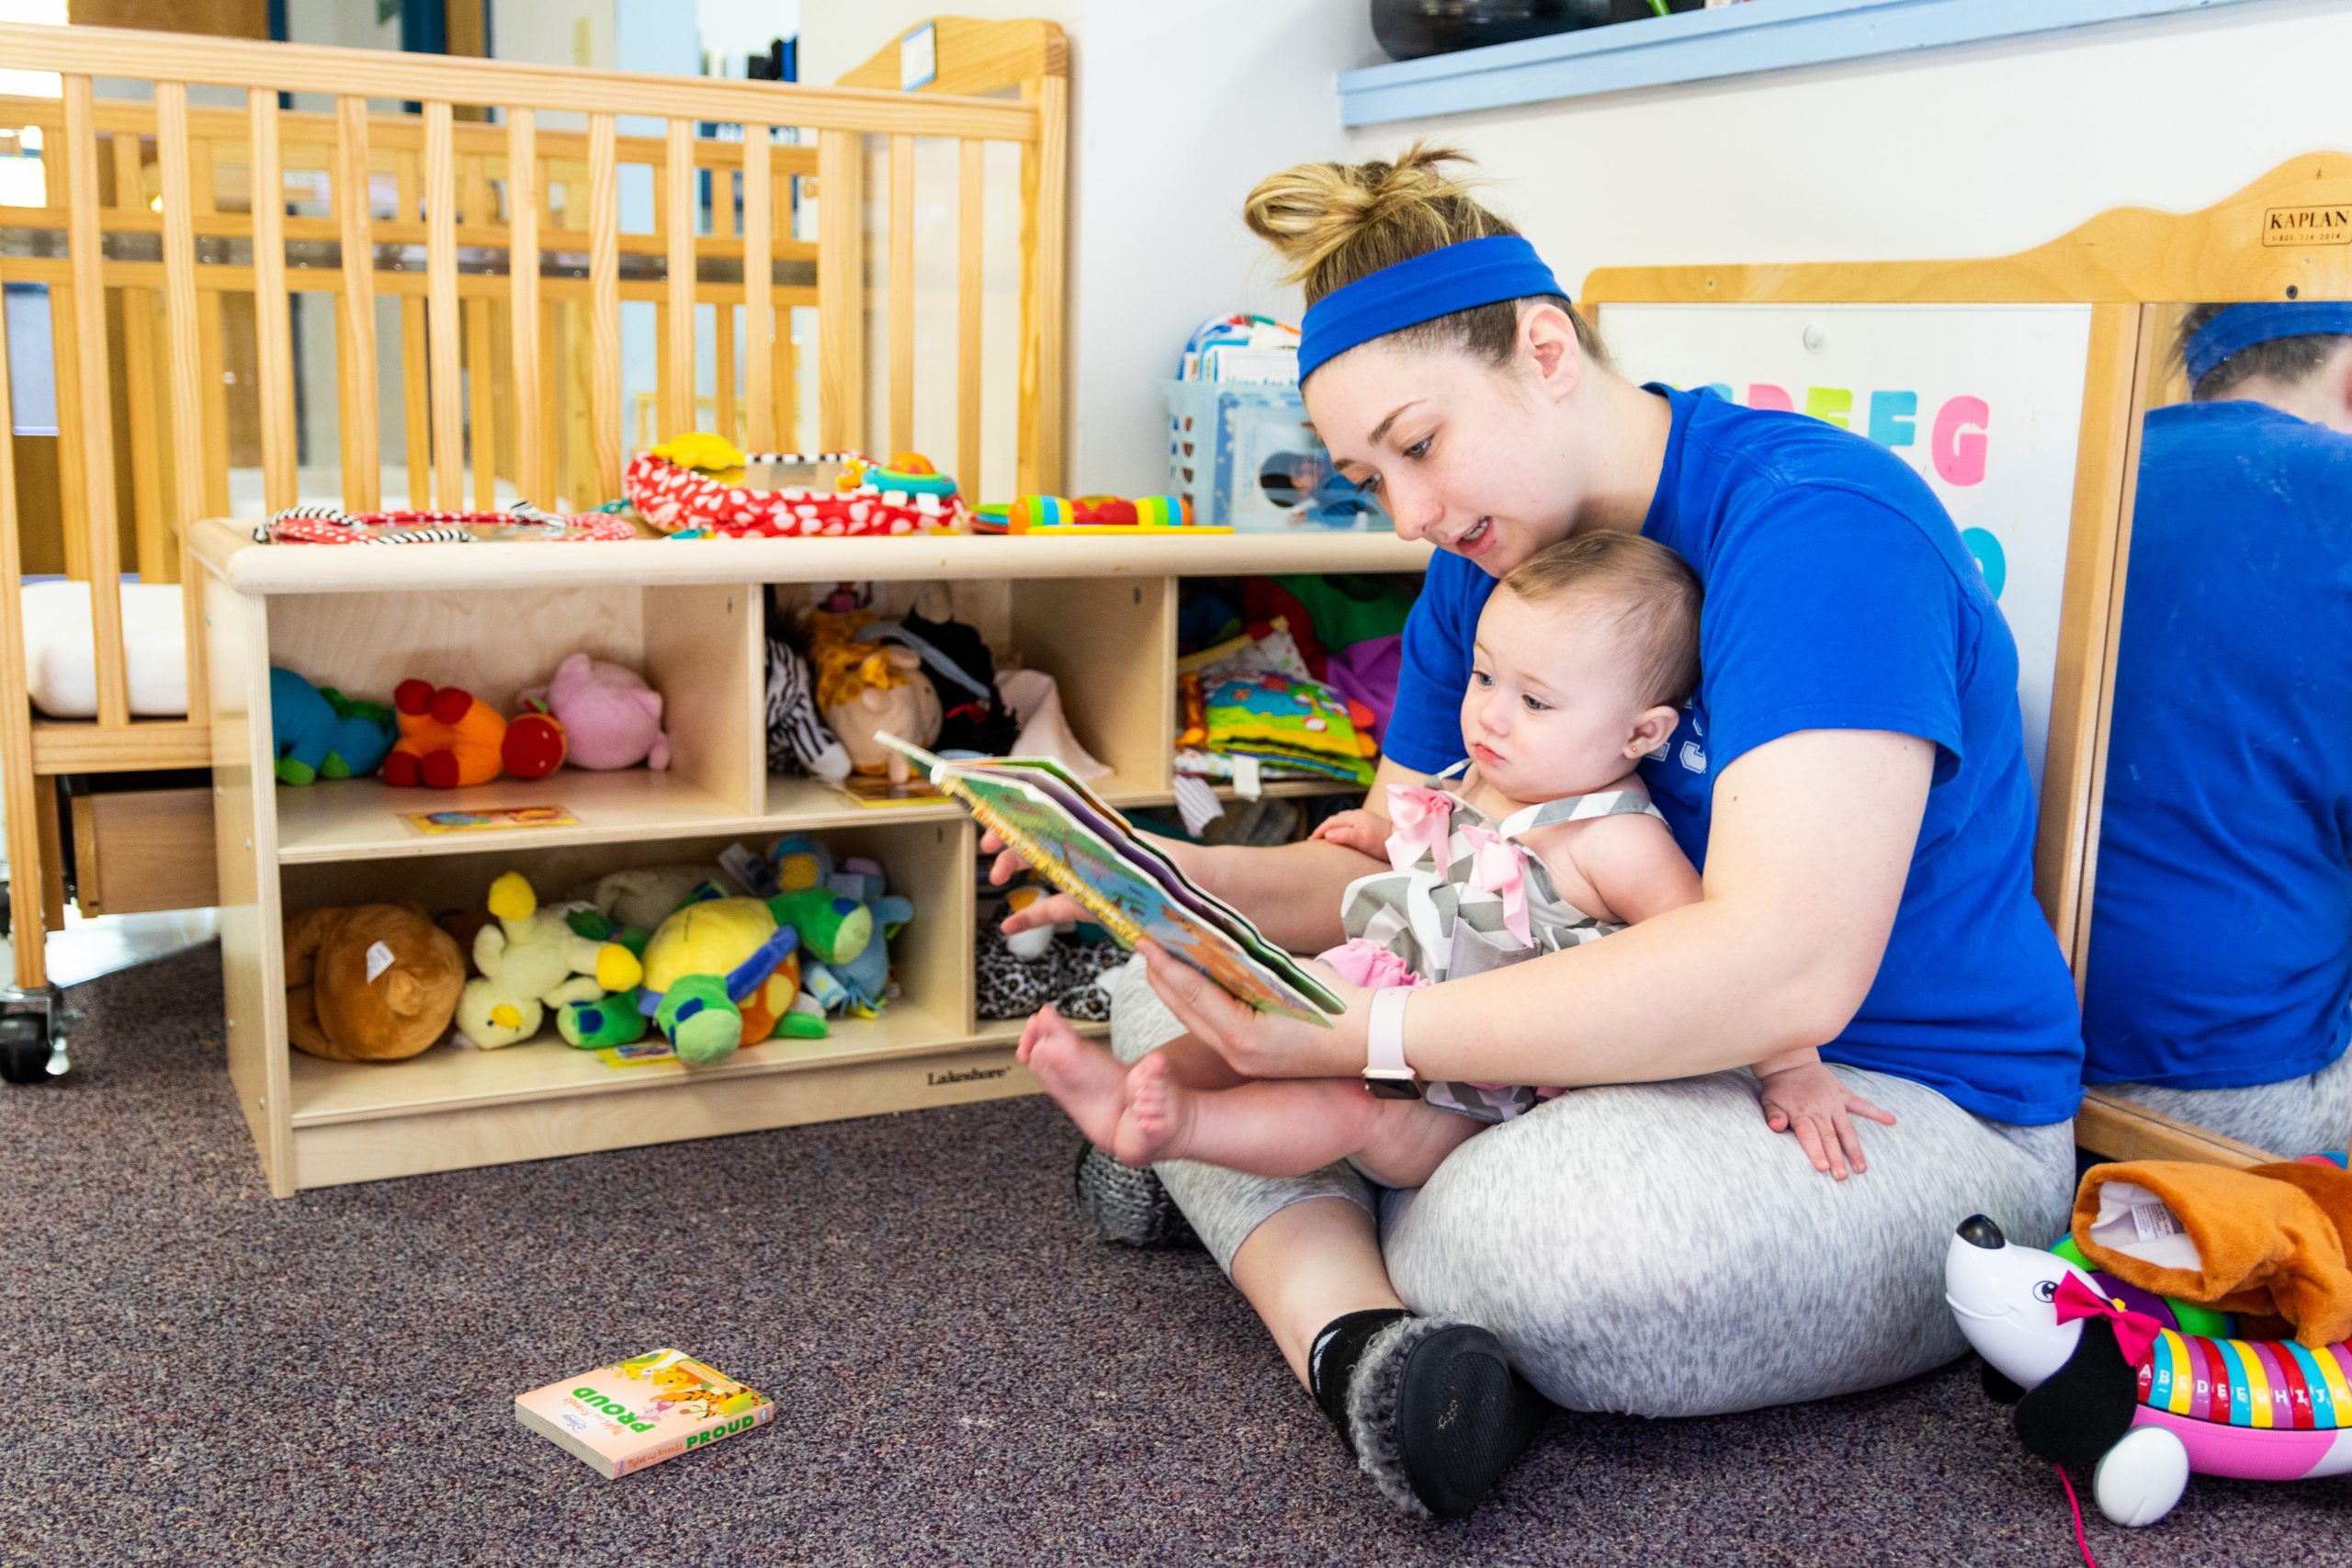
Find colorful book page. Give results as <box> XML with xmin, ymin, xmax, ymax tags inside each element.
<box><xmin>877</xmin><ymin>736</ymin><xmax>1338</xmax><ymax>1025</ymax></box>
<box><xmin>961</xmin><ymin>760</ymin><xmax>1327</xmax><ymax>999</ymax></box>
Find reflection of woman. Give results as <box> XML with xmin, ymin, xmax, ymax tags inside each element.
<box><xmin>2086</xmin><ymin>303</ymin><xmax>2352</xmax><ymax>1156</ymax></box>
<box><xmin>998</xmin><ymin>147</ymin><xmax>2081</xmax><ymax>1519</ymax></box>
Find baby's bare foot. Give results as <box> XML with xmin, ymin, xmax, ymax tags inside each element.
<box><xmin>1113</xmin><ymin>1051</ymin><xmax>1195</xmax><ymax>1168</ymax></box>
<box><xmin>1019</xmin><ymin>1006</ymin><xmax>1130</xmax><ymax>1152</ymax></box>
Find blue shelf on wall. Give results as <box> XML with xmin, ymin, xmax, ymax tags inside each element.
<box><xmin>1337</xmin><ymin>0</ymin><xmax>2284</xmax><ymax>127</ymax></box>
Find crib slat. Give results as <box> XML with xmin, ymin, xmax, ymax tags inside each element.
<box><xmin>741</xmin><ymin>127</ymin><xmax>774</xmax><ymax>452</ymax></box>
<box><xmin>248</xmin><ymin>89</ymin><xmax>298</xmax><ymax>517</ymax></box>
<box><xmin>816</xmin><ymin>129</ymin><xmax>864</xmax><ymax>454</ymax></box>
<box><xmin>335</xmin><ymin>95</ymin><xmax>380</xmax><ymax>513</ymax></box>
<box><xmin>461</xmin><ymin>151</ymin><xmax>495</xmax><ymax>510</ymax></box>
<box><xmin>0</xmin><ymin>307</ymin><xmax>48</xmax><ymax>987</ymax></box>
<box><xmin>48</xmin><ymin>283</ymin><xmax>87</xmax><ymax>583</ymax></box>
<box><xmin>714</xmin><ymin>303</ymin><xmax>735</xmax><ymax>446</ymax></box>
<box><xmin>62</xmin><ymin>76</ymin><xmax>128</xmax><ymax>731</ymax></box>
<box><xmin>112</xmin><ymin>132</ymin><xmax>165</xmax><ymax>581</ymax></box>
<box><xmin>391</xmin><ymin>150</ymin><xmax>427</xmax><ymax>506</ymax></box>
<box><xmin>1018</xmin><ymin>73</ymin><xmax>1069</xmax><ymax>496</ymax></box>
<box><xmin>957</xmin><ymin>137</ymin><xmax>984</xmax><ymax>502</ymax></box>
<box><xmin>663</xmin><ymin>118</ymin><xmax>695</xmax><ymax>443</ymax></box>
<box><xmin>157</xmin><ymin>83</ymin><xmax>209</xmax><ymax>726</ymax></box>
<box><xmin>588</xmin><ymin>111</ymin><xmax>621</xmax><ymax>500</ymax></box>
<box><xmin>888</xmin><ymin>135</ymin><xmax>915</xmax><ymax>462</ymax></box>
<box><xmin>423</xmin><ymin>101</ymin><xmax>463</xmax><ymax>511</ymax></box>
<box><xmin>506</xmin><ymin>107</ymin><xmax>544</xmax><ymax>504</ymax></box>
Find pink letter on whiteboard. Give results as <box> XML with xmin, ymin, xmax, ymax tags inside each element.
<box><xmin>1747</xmin><ymin>383</ymin><xmax>1794</xmax><ymax>412</ymax></box>
<box><xmin>1932</xmin><ymin>396</ymin><xmax>1989</xmax><ymax>486</ymax></box>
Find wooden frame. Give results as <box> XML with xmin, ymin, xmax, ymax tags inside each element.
<box><xmin>1584</xmin><ymin>153</ymin><xmax>2352</xmax><ymax>1168</ymax></box>
<box><xmin>0</xmin><ymin>18</ymin><xmax>1071</xmax><ymax>998</ymax></box>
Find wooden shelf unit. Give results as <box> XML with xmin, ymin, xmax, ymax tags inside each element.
<box><xmin>196</xmin><ymin>519</ymin><xmax>1430</xmax><ymax>1194</ymax></box>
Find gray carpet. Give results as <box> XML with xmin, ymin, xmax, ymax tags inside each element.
<box><xmin>7</xmin><ymin>944</ymin><xmax>2346</xmax><ymax>1567</ymax></box>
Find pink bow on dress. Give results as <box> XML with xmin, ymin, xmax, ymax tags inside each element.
<box><xmin>2053</xmin><ymin>1273</ymin><xmax>2163</xmax><ymax>1368</ymax></box>
<box><xmin>1459</xmin><ymin>826</ymin><xmax>1532</xmax><ymax>947</ymax></box>
<box><xmin>1384</xmin><ymin>785</ymin><xmax>1455</xmax><ymax>874</ymax></box>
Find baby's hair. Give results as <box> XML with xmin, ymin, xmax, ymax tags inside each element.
<box><xmin>1499</xmin><ymin>533</ymin><xmax>1701</xmax><ymax>709</ymax></box>
<box><xmin>1240</xmin><ymin>141</ymin><xmax>1609</xmax><ymax>374</ymax></box>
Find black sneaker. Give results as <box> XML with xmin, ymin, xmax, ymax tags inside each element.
<box><xmin>1072</xmin><ymin>1142</ymin><xmax>1200</xmax><ymax>1250</ymax></box>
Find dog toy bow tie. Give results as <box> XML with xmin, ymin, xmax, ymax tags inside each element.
<box><xmin>2054</xmin><ymin>1273</ymin><xmax>2162</xmax><ymax>1367</ymax></box>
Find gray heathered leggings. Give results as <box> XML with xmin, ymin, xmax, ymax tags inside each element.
<box><xmin>1105</xmin><ymin>955</ymin><xmax>2075</xmax><ymax>1417</ymax></box>
<box><xmin>2100</xmin><ymin>1046</ymin><xmax>2352</xmax><ymax>1158</ymax></box>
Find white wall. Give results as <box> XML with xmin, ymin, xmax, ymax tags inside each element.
<box><xmin>797</xmin><ymin>0</ymin><xmax>1369</xmax><ymax>495</ymax></box>
<box><xmin>1349</xmin><ymin>0</ymin><xmax>2352</xmax><ymax>307</ymax></box>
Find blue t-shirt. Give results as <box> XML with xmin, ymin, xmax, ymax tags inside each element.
<box><xmin>2082</xmin><ymin>400</ymin><xmax>2352</xmax><ymax>1089</ymax></box>
<box><xmin>1385</xmin><ymin>385</ymin><xmax>2083</xmax><ymax>1124</ymax></box>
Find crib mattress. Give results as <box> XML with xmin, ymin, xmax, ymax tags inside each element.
<box><xmin>23</xmin><ymin>580</ymin><xmax>190</xmax><ymax>719</ymax></box>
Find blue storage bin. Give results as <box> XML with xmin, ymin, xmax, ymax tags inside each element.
<box><xmin>1160</xmin><ymin>378</ymin><xmax>1375</xmax><ymax>531</ymax></box>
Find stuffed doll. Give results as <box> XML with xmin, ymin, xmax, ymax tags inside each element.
<box><xmin>578</xmin><ymin>863</ymin><xmax>745</xmax><ymax>932</ymax></box>
<box><xmin>270</xmin><ymin>668</ymin><xmax>395</xmax><ymax>785</ymax></box>
<box><xmin>808</xmin><ymin>608</ymin><xmax>941</xmax><ymax>781</ymax></box>
<box><xmin>626</xmin><ymin>887</ymin><xmax>871</xmax><ymax>1066</ymax></box>
<box><xmin>763</xmin><ymin>622</ymin><xmax>850</xmax><ymax>781</ymax></box>
<box><xmin>284</xmin><ymin>903</ymin><xmax>464</xmax><ymax>1062</ymax></box>
<box><xmin>519</xmin><ymin>653</ymin><xmax>670</xmax><ymax>772</ymax></box>
<box><xmin>860</xmin><ymin>584</ymin><xmax>1019</xmax><ymax>756</ymax></box>
<box><xmin>456</xmin><ymin>872</ymin><xmax>644</xmax><ymax>1048</ymax></box>
<box><xmin>384</xmin><ymin>681</ymin><xmax>509</xmax><ymax>788</ymax></box>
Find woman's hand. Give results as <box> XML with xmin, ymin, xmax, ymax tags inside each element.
<box><xmin>979</xmin><ymin>829</ymin><xmax>1090</xmax><ymax>934</ymax></box>
<box><xmin>1138</xmin><ymin>940</ymin><xmax>1370</xmax><ymax>1080</ymax></box>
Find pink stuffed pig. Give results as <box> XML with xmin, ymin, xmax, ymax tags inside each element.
<box><xmin>521</xmin><ymin>654</ymin><xmax>671</xmax><ymax>772</ymax></box>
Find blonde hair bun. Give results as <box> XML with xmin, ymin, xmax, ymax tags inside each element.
<box><xmin>1242</xmin><ymin>142</ymin><xmax>1509</xmax><ymax>303</ymax></box>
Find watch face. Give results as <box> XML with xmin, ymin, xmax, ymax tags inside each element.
<box><xmin>1365</xmin><ymin>1078</ymin><xmax>1421</xmax><ymax>1101</ymax></box>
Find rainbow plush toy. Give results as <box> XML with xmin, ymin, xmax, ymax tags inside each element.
<box><xmin>974</xmin><ymin>493</ymin><xmax>1222</xmax><ymax>535</ymax></box>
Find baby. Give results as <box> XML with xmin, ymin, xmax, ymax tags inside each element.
<box><xmin>1020</xmin><ymin>531</ymin><xmax>1894</xmax><ymax>1188</ymax></box>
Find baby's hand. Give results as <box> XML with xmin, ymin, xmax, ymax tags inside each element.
<box><xmin>1309</xmin><ymin>809</ymin><xmax>1389</xmax><ymax>860</ymax></box>
<box><xmin>1756</xmin><ymin>1062</ymin><xmax>1897</xmax><ymax>1180</ymax></box>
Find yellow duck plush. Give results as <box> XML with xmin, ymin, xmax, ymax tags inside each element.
<box><xmin>455</xmin><ymin>872</ymin><xmax>643</xmax><ymax>1049</ymax></box>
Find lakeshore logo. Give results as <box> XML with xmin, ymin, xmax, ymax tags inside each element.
<box><xmin>2263</xmin><ymin>206</ymin><xmax>2352</xmax><ymax>247</ymax></box>
<box><xmin>929</xmin><ymin>1064</ymin><xmax>1012</xmax><ymax>1087</ymax></box>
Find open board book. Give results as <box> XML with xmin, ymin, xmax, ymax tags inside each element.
<box><xmin>878</xmin><ymin>734</ymin><xmax>1343</xmax><ymax>1027</ymax></box>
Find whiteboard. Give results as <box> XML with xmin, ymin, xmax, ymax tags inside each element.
<box><xmin>1600</xmin><ymin>302</ymin><xmax>2095</xmax><ymax>794</ymax></box>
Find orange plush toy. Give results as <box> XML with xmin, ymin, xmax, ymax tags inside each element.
<box><xmin>385</xmin><ymin>680</ymin><xmax>562</xmax><ymax>788</ymax></box>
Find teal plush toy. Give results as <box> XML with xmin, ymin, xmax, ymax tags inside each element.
<box><xmin>271</xmin><ymin>667</ymin><xmax>396</xmax><ymax>785</ymax></box>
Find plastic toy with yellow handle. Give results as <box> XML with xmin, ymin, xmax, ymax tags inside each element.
<box><xmin>624</xmin><ymin>434</ymin><xmax>969</xmax><ymax>537</ymax></box>
<box><xmin>454</xmin><ymin>873</ymin><xmax>645</xmax><ymax>1049</ymax></box>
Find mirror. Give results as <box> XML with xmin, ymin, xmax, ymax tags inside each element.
<box><xmin>2079</xmin><ymin>300</ymin><xmax>2352</xmax><ymax>1160</ymax></box>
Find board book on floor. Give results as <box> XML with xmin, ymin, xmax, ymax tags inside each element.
<box><xmin>515</xmin><ymin>1348</ymin><xmax>772</xmax><ymax>1478</ymax></box>
<box><xmin>877</xmin><ymin>733</ymin><xmax>1341</xmax><ymax>1026</ymax></box>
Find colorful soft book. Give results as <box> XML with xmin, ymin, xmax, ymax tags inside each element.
<box><xmin>515</xmin><ymin>1348</ymin><xmax>773</xmax><ymax>1478</ymax></box>
<box><xmin>878</xmin><ymin>733</ymin><xmax>1342</xmax><ymax>1026</ymax></box>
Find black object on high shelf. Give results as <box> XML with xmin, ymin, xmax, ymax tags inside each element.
<box><xmin>1370</xmin><ymin>0</ymin><xmax>1707</xmax><ymax>63</ymax></box>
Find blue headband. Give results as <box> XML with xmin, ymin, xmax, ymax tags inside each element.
<box><xmin>2183</xmin><ymin>301</ymin><xmax>2352</xmax><ymax>385</ymax></box>
<box><xmin>1296</xmin><ymin>234</ymin><xmax>1566</xmax><ymax>383</ymax></box>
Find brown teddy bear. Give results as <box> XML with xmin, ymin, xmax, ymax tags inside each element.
<box><xmin>285</xmin><ymin>904</ymin><xmax>465</xmax><ymax>1063</ymax></box>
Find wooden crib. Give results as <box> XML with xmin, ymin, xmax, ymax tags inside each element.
<box><xmin>0</xmin><ymin>17</ymin><xmax>1070</xmax><ymax>1037</ymax></box>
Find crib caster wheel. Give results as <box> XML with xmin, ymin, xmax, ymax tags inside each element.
<box><xmin>0</xmin><ymin>1012</ymin><xmax>60</xmax><ymax>1085</ymax></box>
<box><xmin>2093</xmin><ymin>1425</ymin><xmax>2188</xmax><ymax>1527</ymax></box>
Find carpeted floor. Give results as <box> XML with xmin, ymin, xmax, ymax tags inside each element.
<box><xmin>7</xmin><ymin>943</ymin><xmax>2346</xmax><ymax>1567</ymax></box>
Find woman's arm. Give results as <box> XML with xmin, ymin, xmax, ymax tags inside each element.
<box><xmin>995</xmin><ymin>755</ymin><xmax>1424</xmax><ymax>953</ymax></box>
<box><xmin>1141</xmin><ymin>728</ymin><xmax>1933</xmax><ymax>1086</ymax></box>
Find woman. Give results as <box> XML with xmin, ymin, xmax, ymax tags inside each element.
<box><xmin>999</xmin><ymin>147</ymin><xmax>2082</xmax><ymax>1518</ymax></box>
<box><xmin>2084</xmin><ymin>301</ymin><xmax>2352</xmax><ymax>1156</ymax></box>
